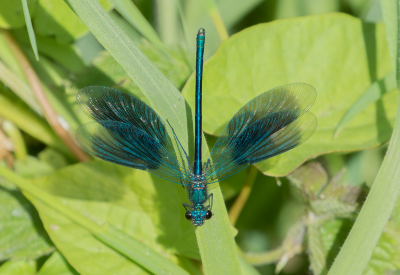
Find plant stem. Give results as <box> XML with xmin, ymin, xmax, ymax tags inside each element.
<box><xmin>243</xmin><ymin>247</ymin><xmax>284</xmax><ymax>266</ymax></box>
<box><xmin>228</xmin><ymin>166</ymin><xmax>258</xmax><ymax>225</ymax></box>
<box><xmin>2</xmin><ymin>120</ymin><xmax>27</xmax><ymax>161</ymax></box>
<box><xmin>328</xmin><ymin>0</ymin><xmax>400</xmax><ymax>273</ymax></box>
<box><xmin>2</xmin><ymin>30</ymin><xmax>89</xmax><ymax>162</ymax></box>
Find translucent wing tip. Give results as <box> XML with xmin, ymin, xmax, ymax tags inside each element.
<box><xmin>275</xmin><ymin>82</ymin><xmax>317</xmax><ymax>112</ymax></box>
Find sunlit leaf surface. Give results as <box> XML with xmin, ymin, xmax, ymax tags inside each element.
<box><xmin>182</xmin><ymin>13</ymin><xmax>397</xmax><ymax>177</ymax></box>
<box><xmin>29</xmin><ymin>161</ymin><xmax>198</xmax><ymax>274</ymax></box>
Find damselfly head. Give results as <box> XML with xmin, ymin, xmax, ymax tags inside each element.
<box><xmin>185</xmin><ymin>210</ymin><xmax>212</xmax><ymax>226</ymax></box>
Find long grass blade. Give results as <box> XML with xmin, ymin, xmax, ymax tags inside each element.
<box><xmin>20</xmin><ymin>0</ymin><xmax>39</xmax><ymax>61</ymax></box>
<box><xmin>334</xmin><ymin>71</ymin><xmax>397</xmax><ymax>138</ymax></box>
<box><xmin>110</xmin><ymin>0</ymin><xmax>165</xmax><ymax>50</ymax></box>
<box><xmin>328</xmin><ymin>0</ymin><xmax>400</xmax><ymax>273</ymax></box>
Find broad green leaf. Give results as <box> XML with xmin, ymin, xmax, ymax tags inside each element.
<box><xmin>33</xmin><ymin>0</ymin><xmax>113</xmax><ymax>44</ymax></box>
<box><xmin>0</xmin><ymin>260</ymin><xmax>36</xmax><ymax>275</ymax></box>
<box><xmin>0</xmin><ymin>166</ymin><xmax>190</xmax><ymax>275</ymax></box>
<box><xmin>14</xmin><ymin>156</ymin><xmax>57</xmax><ymax>178</ymax></box>
<box><xmin>0</xmin><ymin>186</ymin><xmax>53</xmax><ymax>261</ymax></box>
<box><xmin>21</xmin><ymin>0</ymin><xmax>39</xmax><ymax>60</ymax></box>
<box><xmin>37</xmin><ymin>251</ymin><xmax>79</xmax><ymax>275</ymax></box>
<box><xmin>29</xmin><ymin>161</ymin><xmax>197</xmax><ymax>274</ymax></box>
<box><xmin>0</xmin><ymin>0</ymin><xmax>36</xmax><ymax>29</ymax></box>
<box><xmin>182</xmin><ymin>13</ymin><xmax>397</xmax><ymax>177</ymax></box>
<box><xmin>275</xmin><ymin>0</ymin><xmax>340</xmax><ymax>19</ymax></box>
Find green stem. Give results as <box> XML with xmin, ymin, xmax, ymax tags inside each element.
<box><xmin>243</xmin><ymin>247</ymin><xmax>284</xmax><ymax>266</ymax></box>
<box><xmin>228</xmin><ymin>166</ymin><xmax>258</xmax><ymax>225</ymax></box>
<box><xmin>2</xmin><ymin>120</ymin><xmax>27</xmax><ymax>161</ymax></box>
<box><xmin>328</xmin><ymin>0</ymin><xmax>400</xmax><ymax>273</ymax></box>
<box><xmin>155</xmin><ymin>0</ymin><xmax>179</xmax><ymax>45</ymax></box>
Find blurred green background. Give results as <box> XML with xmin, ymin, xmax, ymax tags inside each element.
<box><xmin>0</xmin><ymin>0</ymin><xmax>399</xmax><ymax>274</ymax></box>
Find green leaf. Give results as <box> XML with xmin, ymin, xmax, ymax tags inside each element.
<box><xmin>111</xmin><ymin>0</ymin><xmax>165</xmax><ymax>50</ymax></box>
<box><xmin>363</xmin><ymin>231</ymin><xmax>400</xmax><ymax>274</ymax></box>
<box><xmin>320</xmin><ymin>219</ymin><xmax>352</xmax><ymax>269</ymax></box>
<box><xmin>21</xmin><ymin>0</ymin><xmax>39</xmax><ymax>60</ymax></box>
<box><xmin>12</xmin><ymin>29</ymin><xmax>85</xmax><ymax>73</ymax></box>
<box><xmin>33</xmin><ymin>0</ymin><xmax>113</xmax><ymax>44</ymax></box>
<box><xmin>308</xmin><ymin>221</ymin><xmax>327</xmax><ymax>275</ymax></box>
<box><xmin>69</xmin><ymin>45</ymin><xmax>190</xmax><ymax>115</ymax></box>
<box><xmin>14</xmin><ymin>156</ymin><xmax>57</xmax><ymax>178</ymax></box>
<box><xmin>38</xmin><ymin>148</ymin><xmax>68</xmax><ymax>170</ymax></box>
<box><xmin>0</xmin><ymin>260</ymin><xmax>36</xmax><ymax>275</ymax></box>
<box><xmin>218</xmin><ymin>0</ymin><xmax>263</xmax><ymax>28</ymax></box>
<box><xmin>363</xmin><ymin>197</ymin><xmax>400</xmax><ymax>275</ymax></box>
<box><xmin>37</xmin><ymin>251</ymin><xmax>79</xmax><ymax>275</ymax></box>
<box><xmin>61</xmin><ymin>0</ymin><xmax>241</xmax><ymax>272</ymax></box>
<box><xmin>334</xmin><ymin>72</ymin><xmax>397</xmax><ymax>137</ymax></box>
<box><xmin>0</xmin><ymin>164</ymin><xmax>191</xmax><ymax>275</ymax></box>
<box><xmin>182</xmin><ymin>13</ymin><xmax>397</xmax><ymax>177</ymax></box>
<box><xmin>0</xmin><ymin>0</ymin><xmax>36</xmax><ymax>29</ymax></box>
<box><xmin>182</xmin><ymin>0</ymin><xmax>262</xmax><ymax>59</ymax></box>
<box><xmin>31</xmin><ymin>162</ymin><xmax>194</xmax><ymax>274</ymax></box>
<box><xmin>0</xmin><ymin>186</ymin><xmax>53</xmax><ymax>261</ymax></box>
<box><xmin>287</xmin><ymin>161</ymin><xmax>328</xmax><ymax>199</ymax></box>
<box><xmin>108</xmin><ymin>10</ymin><xmax>143</xmax><ymax>43</ymax></box>
<box><xmin>275</xmin><ymin>0</ymin><xmax>340</xmax><ymax>19</ymax></box>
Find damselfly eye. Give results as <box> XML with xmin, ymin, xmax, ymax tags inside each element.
<box><xmin>185</xmin><ymin>211</ymin><xmax>192</xmax><ymax>220</ymax></box>
<box><xmin>205</xmin><ymin>210</ymin><xmax>212</xmax><ymax>220</ymax></box>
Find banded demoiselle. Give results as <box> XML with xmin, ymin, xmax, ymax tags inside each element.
<box><xmin>76</xmin><ymin>28</ymin><xmax>317</xmax><ymax>226</ymax></box>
